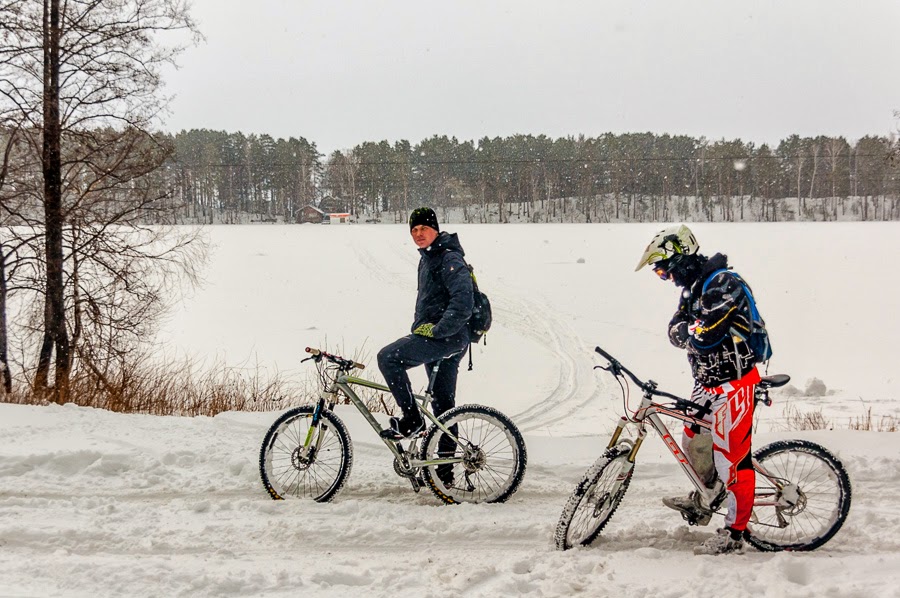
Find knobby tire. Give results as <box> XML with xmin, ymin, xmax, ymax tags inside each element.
<box><xmin>747</xmin><ymin>439</ymin><xmax>851</xmax><ymax>552</ymax></box>
<box><xmin>419</xmin><ymin>404</ymin><xmax>527</xmax><ymax>505</ymax></box>
<box><xmin>555</xmin><ymin>446</ymin><xmax>633</xmax><ymax>550</ymax></box>
<box><xmin>259</xmin><ymin>406</ymin><xmax>353</xmax><ymax>502</ymax></box>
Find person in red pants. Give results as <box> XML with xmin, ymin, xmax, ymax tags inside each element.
<box><xmin>636</xmin><ymin>224</ymin><xmax>769</xmax><ymax>555</ymax></box>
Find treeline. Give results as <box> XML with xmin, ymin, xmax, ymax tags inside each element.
<box><xmin>163</xmin><ymin>130</ymin><xmax>900</xmax><ymax>223</ymax></box>
<box><xmin>166</xmin><ymin>130</ymin><xmax>321</xmax><ymax>223</ymax></box>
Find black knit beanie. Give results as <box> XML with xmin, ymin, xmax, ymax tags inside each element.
<box><xmin>408</xmin><ymin>207</ymin><xmax>439</xmax><ymax>232</ymax></box>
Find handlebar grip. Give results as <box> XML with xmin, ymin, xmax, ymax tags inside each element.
<box><xmin>595</xmin><ymin>346</ymin><xmax>616</xmax><ymax>362</ymax></box>
<box><xmin>305</xmin><ymin>347</ymin><xmax>321</xmax><ymax>356</ymax></box>
<box><xmin>353</xmin><ymin>361</ymin><xmax>366</xmax><ymax>370</ymax></box>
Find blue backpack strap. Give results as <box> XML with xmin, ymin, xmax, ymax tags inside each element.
<box><xmin>701</xmin><ymin>268</ymin><xmax>731</xmax><ymax>293</ymax></box>
<box><xmin>703</xmin><ymin>268</ymin><xmax>759</xmax><ymax>322</ymax></box>
<box><xmin>699</xmin><ymin>268</ymin><xmax>771</xmax><ymax>361</ymax></box>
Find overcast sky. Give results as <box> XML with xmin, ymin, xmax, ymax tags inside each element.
<box><xmin>161</xmin><ymin>0</ymin><xmax>900</xmax><ymax>156</ymax></box>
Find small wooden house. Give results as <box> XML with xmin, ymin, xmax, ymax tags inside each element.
<box><xmin>297</xmin><ymin>204</ymin><xmax>325</xmax><ymax>224</ymax></box>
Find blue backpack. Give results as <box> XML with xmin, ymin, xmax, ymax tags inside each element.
<box><xmin>702</xmin><ymin>269</ymin><xmax>773</xmax><ymax>363</ymax></box>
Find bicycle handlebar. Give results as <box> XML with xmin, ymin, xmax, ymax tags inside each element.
<box><xmin>305</xmin><ymin>347</ymin><xmax>366</xmax><ymax>370</ymax></box>
<box><xmin>594</xmin><ymin>346</ymin><xmax>690</xmax><ymax>406</ymax></box>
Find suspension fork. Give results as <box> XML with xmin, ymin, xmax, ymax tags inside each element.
<box><xmin>606</xmin><ymin>416</ymin><xmax>648</xmax><ymax>462</ymax></box>
<box><xmin>300</xmin><ymin>394</ymin><xmax>335</xmax><ymax>459</ymax></box>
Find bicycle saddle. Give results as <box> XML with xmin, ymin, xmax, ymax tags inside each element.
<box><xmin>759</xmin><ymin>374</ymin><xmax>790</xmax><ymax>389</ymax></box>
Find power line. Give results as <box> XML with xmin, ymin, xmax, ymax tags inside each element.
<box><xmin>171</xmin><ymin>153</ymin><xmax>893</xmax><ymax>169</ymax></box>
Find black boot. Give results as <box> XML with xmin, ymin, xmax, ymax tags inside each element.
<box><xmin>435</xmin><ymin>425</ymin><xmax>458</xmax><ymax>488</ymax></box>
<box><xmin>380</xmin><ymin>411</ymin><xmax>425</xmax><ymax>440</ymax></box>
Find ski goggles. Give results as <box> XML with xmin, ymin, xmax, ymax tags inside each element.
<box><xmin>652</xmin><ymin>254</ymin><xmax>686</xmax><ymax>281</ymax></box>
<box><xmin>652</xmin><ymin>264</ymin><xmax>671</xmax><ymax>280</ymax></box>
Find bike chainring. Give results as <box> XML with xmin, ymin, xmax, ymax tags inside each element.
<box><xmin>392</xmin><ymin>454</ymin><xmax>417</xmax><ymax>479</ymax></box>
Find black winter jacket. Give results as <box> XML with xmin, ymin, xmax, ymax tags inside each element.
<box><xmin>412</xmin><ymin>232</ymin><xmax>474</xmax><ymax>340</ymax></box>
<box><xmin>668</xmin><ymin>253</ymin><xmax>759</xmax><ymax>387</ymax></box>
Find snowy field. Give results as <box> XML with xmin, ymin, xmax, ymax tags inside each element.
<box><xmin>2</xmin><ymin>222</ymin><xmax>899</xmax><ymax>597</ymax></box>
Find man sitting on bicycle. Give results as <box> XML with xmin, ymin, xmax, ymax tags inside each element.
<box><xmin>637</xmin><ymin>224</ymin><xmax>766</xmax><ymax>555</ymax></box>
<box><xmin>377</xmin><ymin>207</ymin><xmax>474</xmax><ymax>448</ymax></box>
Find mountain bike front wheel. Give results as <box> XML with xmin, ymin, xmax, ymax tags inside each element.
<box><xmin>419</xmin><ymin>404</ymin><xmax>527</xmax><ymax>505</ymax></box>
<box><xmin>555</xmin><ymin>443</ymin><xmax>634</xmax><ymax>550</ymax></box>
<box><xmin>259</xmin><ymin>406</ymin><xmax>353</xmax><ymax>502</ymax></box>
<box><xmin>746</xmin><ymin>439</ymin><xmax>851</xmax><ymax>552</ymax></box>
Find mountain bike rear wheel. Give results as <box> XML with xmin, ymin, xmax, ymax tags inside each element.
<box><xmin>746</xmin><ymin>439</ymin><xmax>851</xmax><ymax>552</ymax></box>
<box><xmin>419</xmin><ymin>404</ymin><xmax>526</xmax><ymax>505</ymax></box>
<box><xmin>259</xmin><ymin>406</ymin><xmax>353</xmax><ymax>502</ymax></box>
<box><xmin>555</xmin><ymin>444</ymin><xmax>634</xmax><ymax>550</ymax></box>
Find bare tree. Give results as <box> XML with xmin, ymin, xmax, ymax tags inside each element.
<box><xmin>0</xmin><ymin>125</ymin><xmax>19</xmax><ymax>394</ymax></box>
<box><xmin>1</xmin><ymin>0</ymin><xmax>203</xmax><ymax>402</ymax></box>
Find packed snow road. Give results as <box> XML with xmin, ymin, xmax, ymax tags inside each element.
<box><xmin>1</xmin><ymin>402</ymin><xmax>898</xmax><ymax>597</ymax></box>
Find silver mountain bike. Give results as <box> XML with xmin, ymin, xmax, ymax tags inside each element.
<box><xmin>259</xmin><ymin>347</ymin><xmax>527</xmax><ymax>505</ymax></box>
<box><xmin>555</xmin><ymin>345</ymin><xmax>852</xmax><ymax>552</ymax></box>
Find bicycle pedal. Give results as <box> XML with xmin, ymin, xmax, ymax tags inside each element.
<box><xmin>682</xmin><ymin>511</ymin><xmax>713</xmax><ymax>526</ymax></box>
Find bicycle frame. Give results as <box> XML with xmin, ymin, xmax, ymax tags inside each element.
<box><xmin>604</xmin><ymin>387</ymin><xmax>724</xmax><ymax>511</ymax></box>
<box><xmin>553</xmin><ymin>347</ymin><xmax>849</xmax><ymax>552</ymax></box>
<box><xmin>300</xmin><ymin>355</ymin><xmax>467</xmax><ymax>478</ymax></box>
<box><xmin>594</xmin><ymin>344</ymin><xmax>793</xmax><ymax>515</ymax></box>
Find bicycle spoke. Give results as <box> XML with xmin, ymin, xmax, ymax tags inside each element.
<box><xmin>748</xmin><ymin>442</ymin><xmax>849</xmax><ymax>551</ymax></box>
<box><xmin>421</xmin><ymin>407</ymin><xmax>525</xmax><ymax>504</ymax></box>
<box><xmin>261</xmin><ymin>408</ymin><xmax>351</xmax><ymax>501</ymax></box>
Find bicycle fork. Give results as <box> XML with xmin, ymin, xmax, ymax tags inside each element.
<box><xmin>607</xmin><ymin>414</ymin><xmax>724</xmax><ymax>513</ymax></box>
<box><xmin>298</xmin><ymin>395</ymin><xmax>335</xmax><ymax>462</ymax></box>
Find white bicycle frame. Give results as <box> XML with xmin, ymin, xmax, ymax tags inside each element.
<box><xmin>604</xmin><ymin>386</ymin><xmax>725</xmax><ymax>510</ymax></box>
<box><xmin>603</xmin><ymin>379</ymin><xmax>795</xmax><ymax>519</ymax></box>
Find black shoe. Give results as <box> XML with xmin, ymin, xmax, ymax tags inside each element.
<box><xmin>436</xmin><ymin>466</ymin><xmax>454</xmax><ymax>489</ymax></box>
<box><xmin>438</xmin><ymin>471</ymin><xmax>453</xmax><ymax>490</ymax></box>
<box><xmin>380</xmin><ymin>413</ymin><xmax>425</xmax><ymax>440</ymax></box>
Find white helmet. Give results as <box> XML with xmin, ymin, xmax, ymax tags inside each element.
<box><xmin>635</xmin><ymin>224</ymin><xmax>699</xmax><ymax>272</ymax></box>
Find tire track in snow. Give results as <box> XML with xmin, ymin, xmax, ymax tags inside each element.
<box><xmin>348</xmin><ymin>237</ymin><xmax>610</xmax><ymax>433</ymax></box>
<box><xmin>491</xmin><ymin>288</ymin><xmax>609</xmax><ymax>433</ymax></box>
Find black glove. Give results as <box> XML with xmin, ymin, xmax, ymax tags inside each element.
<box><xmin>669</xmin><ymin>320</ymin><xmax>690</xmax><ymax>347</ymax></box>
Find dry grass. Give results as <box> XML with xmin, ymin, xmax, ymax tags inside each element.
<box><xmin>3</xmin><ymin>356</ymin><xmax>311</xmax><ymax>416</ymax></box>
<box><xmin>5</xmin><ymin>360</ymin><xmax>316</xmax><ymax>416</ymax></box>
<box><xmin>848</xmin><ymin>407</ymin><xmax>898</xmax><ymax>432</ymax></box>
<box><xmin>2</xmin><ymin>344</ymin><xmax>401</xmax><ymax>418</ymax></box>
<box><xmin>777</xmin><ymin>403</ymin><xmax>897</xmax><ymax>432</ymax></box>
<box><xmin>781</xmin><ymin>405</ymin><xmax>834</xmax><ymax>431</ymax></box>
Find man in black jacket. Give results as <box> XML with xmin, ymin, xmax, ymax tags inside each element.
<box><xmin>377</xmin><ymin>207</ymin><xmax>474</xmax><ymax>440</ymax></box>
<box><xmin>637</xmin><ymin>224</ymin><xmax>766</xmax><ymax>555</ymax></box>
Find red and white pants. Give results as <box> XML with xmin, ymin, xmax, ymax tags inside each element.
<box><xmin>682</xmin><ymin>368</ymin><xmax>760</xmax><ymax>531</ymax></box>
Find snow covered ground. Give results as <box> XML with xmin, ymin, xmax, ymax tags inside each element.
<box><xmin>1</xmin><ymin>222</ymin><xmax>899</xmax><ymax>597</ymax></box>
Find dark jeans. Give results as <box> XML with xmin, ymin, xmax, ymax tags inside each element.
<box><xmin>377</xmin><ymin>332</ymin><xmax>469</xmax><ymax>417</ymax></box>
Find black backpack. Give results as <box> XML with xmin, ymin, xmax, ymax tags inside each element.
<box><xmin>466</xmin><ymin>264</ymin><xmax>492</xmax><ymax>345</ymax></box>
<box><xmin>430</xmin><ymin>252</ymin><xmax>492</xmax><ymax>370</ymax></box>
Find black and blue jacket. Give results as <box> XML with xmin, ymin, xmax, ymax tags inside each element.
<box><xmin>668</xmin><ymin>253</ymin><xmax>759</xmax><ymax>387</ymax></box>
<box><xmin>412</xmin><ymin>232</ymin><xmax>474</xmax><ymax>340</ymax></box>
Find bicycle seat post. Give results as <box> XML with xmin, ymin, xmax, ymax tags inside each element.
<box><xmin>425</xmin><ymin>350</ymin><xmax>463</xmax><ymax>396</ymax></box>
<box><xmin>425</xmin><ymin>360</ymin><xmax>443</xmax><ymax>396</ymax></box>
